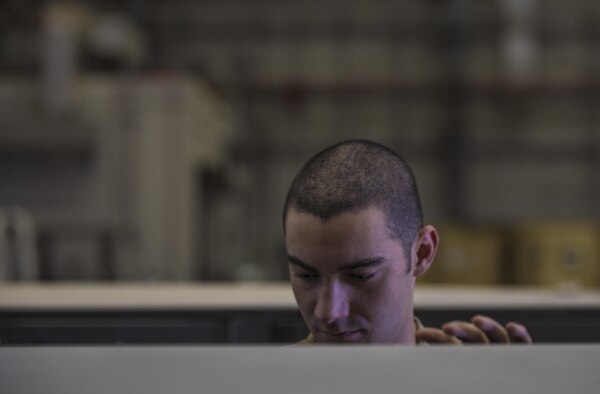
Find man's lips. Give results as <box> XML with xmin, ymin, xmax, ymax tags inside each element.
<box><xmin>319</xmin><ymin>329</ymin><xmax>363</xmax><ymax>341</ymax></box>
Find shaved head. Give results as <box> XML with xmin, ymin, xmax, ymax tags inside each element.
<box><xmin>283</xmin><ymin>140</ymin><xmax>423</xmax><ymax>263</ymax></box>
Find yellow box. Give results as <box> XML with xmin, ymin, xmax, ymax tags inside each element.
<box><xmin>420</xmin><ymin>224</ymin><xmax>504</xmax><ymax>285</ymax></box>
<box><xmin>514</xmin><ymin>222</ymin><xmax>598</xmax><ymax>288</ymax></box>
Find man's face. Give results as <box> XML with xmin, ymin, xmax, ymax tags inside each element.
<box><xmin>285</xmin><ymin>207</ymin><xmax>418</xmax><ymax>344</ymax></box>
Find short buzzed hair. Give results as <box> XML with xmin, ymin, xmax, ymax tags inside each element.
<box><xmin>283</xmin><ymin>140</ymin><xmax>423</xmax><ymax>260</ymax></box>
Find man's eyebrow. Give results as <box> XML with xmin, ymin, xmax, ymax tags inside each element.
<box><xmin>339</xmin><ymin>257</ymin><xmax>386</xmax><ymax>271</ymax></box>
<box><xmin>288</xmin><ymin>255</ymin><xmax>386</xmax><ymax>272</ymax></box>
<box><xmin>288</xmin><ymin>255</ymin><xmax>317</xmax><ymax>272</ymax></box>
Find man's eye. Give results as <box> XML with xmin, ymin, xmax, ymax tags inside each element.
<box><xmin>349</xmin><ymin>272</ymin><xmax>376</xmax><ymax>281</ymax></box>
<box><xmin>295</xmin><ymin>272</ymin><xmax>318</xmax><ymax>280</ymax></box>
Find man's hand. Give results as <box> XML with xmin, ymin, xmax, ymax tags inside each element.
<box><xmin>415</xmin><ymin>314</ymin><xmax>532</xmax><ymax>344</ymax></box>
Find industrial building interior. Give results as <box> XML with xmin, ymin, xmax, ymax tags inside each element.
<box><xmin>1</xmin><ymin>0</ymin><xmax>600</xmax><ymax>346</ymax></box>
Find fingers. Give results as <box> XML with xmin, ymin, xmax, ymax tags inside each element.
<box><xmin>442</xmin><ymin>321</ymin><xmax>490</xmax><ymax>343</ymax></box>
<box><xmin>419</xmin><ymin>316</ymin><xmax>533</xmax><ymax>345</ymax></box>
<box><xmin>416</xmin><ymin>327</ymin><xmax>462</xmax><ymax>344</ymax></box>
<box><xmin>471</xmin><ymin>315</ymin><xmax>532</xmax><ymax>344</ymax></box>
<box><xmin>443</xmin><ymin>315</ymin><xmax>532</xmax><ymax>344</ymax></box>
<box><xmin>470</xmin><ymin>315</ymin><xmax>510</xmax><ymax>343</ymax></box>
<box><xmin>506</xmin><ymin>322</ymin><xmax>533</xmax><ymax>344</ymax></box>
<box><xmin>442</xmin><ymin>320</ymin><xmax>490</xmax><ymax>343</ymax></box>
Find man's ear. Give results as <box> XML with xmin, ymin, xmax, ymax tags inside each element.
<box><xmin>412</xmin><ymin>225</ymin><xmax>439</xmax><ymax>277</ymax></box>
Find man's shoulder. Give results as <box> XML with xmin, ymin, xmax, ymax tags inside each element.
<box><xmin>293</xmin><ymin>333</ymin><xmax>315</xmax><ymax>345</ymax></box>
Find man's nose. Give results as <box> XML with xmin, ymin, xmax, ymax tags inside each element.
<box><xmin>314</xmin><ymin>280</ymin><xmax>350</xmax><ymax>324</ymax></box>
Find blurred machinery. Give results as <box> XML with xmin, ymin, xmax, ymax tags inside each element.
<box><xmin>0</xmin><ymin>206</ymin><xmax>38</xmax><ymax>280</ymax></box>
<box><xmin>1</xmin><ymin>0</ymin><xmax>600</xmax><ymax>284</ymax></box>
<box><xmin>0</xmin><ymin>3</ymin><xmax>233</xmax><ymax>281</ymax></box>
<box><xmin>0</xmin><ymin>75</ymin><xmax>232</xmax><ymax>281</ymax></box>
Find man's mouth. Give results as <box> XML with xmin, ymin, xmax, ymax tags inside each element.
<box><xmin>319</xmin><ymin>329</ymin><xmax>363</xmax><ymax>342</ymax></box>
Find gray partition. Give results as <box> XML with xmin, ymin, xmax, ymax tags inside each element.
<box><xmin>1</xmin><ymin>345</ymin><xmax>599</xmax><ymax>394</ymax></box>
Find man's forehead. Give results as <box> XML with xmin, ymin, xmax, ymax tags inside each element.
<box><xmin>285</xmin><ymin>208</ymin><xmax>387</xmax><ymax>239</ymax></box>
<box><xmin>285</xmin><ymin>207</ymin><xmax>407</xmax><ymax>265</ymax></box>
<box><xmin>285</xmin><ymin>205</ymin><xmax>388</xmax><ymax>225</ymax></box>
<box><xmin>286</xmin><ymin>206</ymin><xmax>405</xmax><ymax>241</ymax></box>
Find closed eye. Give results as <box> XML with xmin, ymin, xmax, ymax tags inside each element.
<box><xmin>349</xmin><ymin>272</ymin><xmax>376</xmax><ymax>281</ymax></box>
<box><xmin>294</xmin><ymin>272</ymin><xmax>319</xmax><ymax>280</ymax></box>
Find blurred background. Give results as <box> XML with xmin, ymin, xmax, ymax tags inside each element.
<box><xmin>1</xmin><ymin>0</ymin><xmax>599</xmax><ymax>288</ymax></box>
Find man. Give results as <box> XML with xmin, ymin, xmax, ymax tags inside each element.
<box><xmin>283</xmin><ymin>140</ymin><xmax>531</xmax><ymax>344</ymax></box>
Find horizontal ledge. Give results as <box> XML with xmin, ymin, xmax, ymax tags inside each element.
<box><xmin>1</xmin><ymin>283</ymin><xmax>600</xmax><ymax>310</ymax></box>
